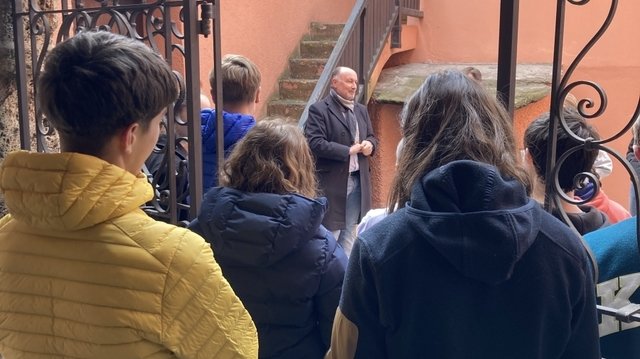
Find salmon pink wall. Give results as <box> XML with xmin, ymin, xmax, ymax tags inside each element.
<box><xmin>405</xmin><ymin>0</ymin><xmax>640</xmax><ymax>66</ymax></box>
<box><xmin>370</xmin><ymin>0</ymin><xmax>639</xmax><ymax>209</ymax></box>
<box><xmin>198</xmin><ymin>1</ymin><xmax>355</xmax><ymax>118</ymax></box>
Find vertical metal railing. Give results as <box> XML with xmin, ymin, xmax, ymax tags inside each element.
<box><xmin>400</xmin><ymin>0</ymin><xmax>420</xmax><ymax>11</ymax></box>
<box><xmin>496</xmin><ymin>0</ymin><xmax>519</xmax><ymax>119</ymax></box>
<box><xmin>12</xmin><ymin>0</ymin><xmax>30</xmax><ymax>150</ymax></box>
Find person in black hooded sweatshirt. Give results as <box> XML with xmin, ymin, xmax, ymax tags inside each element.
<box><xmin>189</xmin><ymin>117</ymin><xmax>347</xmax><ymax>359</ymax></box>
<box><xmin>325</xmin><ymin>69</ymin><xmax>600</xmax><ymax>359</ymax></box>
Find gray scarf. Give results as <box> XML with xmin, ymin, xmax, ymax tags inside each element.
<box><xmin>330</xmin><ymin>89</ymin><xmax>355</xmax><ymax>111</ymax></box>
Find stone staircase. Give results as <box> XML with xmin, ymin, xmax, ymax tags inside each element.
<box><xmin>267</xmin><ymin>22</ymin><xmax>344</xmax><ymax>120</ymax></box>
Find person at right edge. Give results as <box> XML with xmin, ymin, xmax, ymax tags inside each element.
<box><xmin>325</xmin><ymin>69</ymin><xmax>600</xmax><ymax>359</ymax></box>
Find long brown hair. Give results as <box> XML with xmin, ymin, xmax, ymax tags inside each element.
<box><xmin>388</xmin><ymin>69</ymin><xmax>531</xmax><ymax>212</ymax></box>
<box><xmin>221</xmin><ymin>117</ymin><xmax>318</xmax><ymax>197</ymax></box>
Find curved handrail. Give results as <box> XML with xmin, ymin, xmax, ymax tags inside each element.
<box><xmin>298</xmin><ymin>0</ymin><xmax>402</xmax><ymax>128</ymax></box>
<box><xmin>298</xmin><ymin>0</ymin><xmax>366</xmax><ymax>128</ymax></box>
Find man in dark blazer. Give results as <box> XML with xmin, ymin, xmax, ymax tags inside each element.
<box><xmin>304</xmin><ymin>66</ymin><xmax>378</xmax><ymax>256</ymax></box>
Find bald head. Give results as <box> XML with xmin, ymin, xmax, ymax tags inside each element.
<box><xmin>331</xmin><ymin>66</ymin><xmax>356</xmax><ymax>79</ymax></box>
<box><xmin>331</xmin><ymin>66</ymin><xmax>358</xmax><ymax>101</ymax></box>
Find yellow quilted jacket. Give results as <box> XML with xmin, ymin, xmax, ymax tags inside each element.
<box><xmin>0</xmin><ymin>151</ymin><xmax>258</xmax><ymax>359</ymax></box>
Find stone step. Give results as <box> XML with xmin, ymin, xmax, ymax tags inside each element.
<box><xmin>267</xmin><ymin>100</ymin><xmax>307</xmax><ymax>120</ymax></box>
<box><xmin>309</xmin><ymin>22</ymin><xmax>344</xmax><ymax>40</ymax></box>
<box><xmin>300</xmin><ymin>39</ymin><xmax>336</xmax><ymax>58</ymax></box>
<box><xmin>279</xmin><ymin>79</ymin><xmax>317</xmax><ymax>101</ymax></box>
<box><xmin>289</xmin><ymin>58</ymin><xmax>327</xmax><ymax>79</ymax></box>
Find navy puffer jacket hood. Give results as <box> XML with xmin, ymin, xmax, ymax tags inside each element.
<box><xmin>193</xmin><ymin>187</ymin><xmax>328</xmax><ymax>266</ymax></box>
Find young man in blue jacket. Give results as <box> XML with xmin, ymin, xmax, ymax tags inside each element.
<box><xmin>201</xmin><ymin>54</ymin><xmax>259</xmax><ymax>193</ymax></box>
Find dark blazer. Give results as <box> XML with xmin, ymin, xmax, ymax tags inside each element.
<box><xmin>304</xmin><ymin>94</ymin><xmax>378</xmax><ymax>230</ymax></box>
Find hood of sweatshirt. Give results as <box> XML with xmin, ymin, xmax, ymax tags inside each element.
<box><xmin>406</xmin><ymin>160</ymin><xmax>540</xmax><ymax>285</ymax></box>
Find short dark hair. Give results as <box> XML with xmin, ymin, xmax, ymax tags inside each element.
<box><xmin>524</xmin><ymin>108</ymin><xmax>600</xmax><ymax>193</ymax></box>
<box><xmin>38</xmin><ymin>30</ymin><xmax>177</xmax><ymax>156</ymax></box>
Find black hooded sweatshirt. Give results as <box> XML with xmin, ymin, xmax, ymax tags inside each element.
<box><xmin>335</xmin><ymin>160</ymin><xmax>600</xmax><ymax>359</ymax></box>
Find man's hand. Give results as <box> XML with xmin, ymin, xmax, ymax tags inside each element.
<box><xmin>361</xmin><ymin>140</ymin><xmax>374</xmax><ymax>156</ymax></box>
<box><xmin>349</xmin><ymin>143</ymin><xmax>363</xmax><ymax>155</ymax></box>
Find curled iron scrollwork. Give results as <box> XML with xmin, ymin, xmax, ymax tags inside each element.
<box><xmin>15</xmin><ymin>0</ymin><xmax>210</xmax><ymax>223</ymax></box>
<box><xmin>548</xmin><ymin>0</ymin><xmax>640</xmax><ymax>288</ymax></box>
<box><xmin>558</xmin><ymin>81</ymin><xmax>607</xmax><ymax>121</ymax></box>
<box><xmin>549</xmin><ymin>0</ymin><xmax>622</xmax><ymax>214</ymax></box>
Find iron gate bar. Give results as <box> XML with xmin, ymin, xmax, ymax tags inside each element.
<box><xmin>11</xmin><ymin>0</ymin><xmax>30</xmax><ymax>150</ymax></box>
<box><xmin>212</xmin><ymin>0</ymin><xmax>223</xmax><ymax>212</ymax></box>
<box><xmin>184</xmin><ymin>0</ymin><xmax>203</xmax><ymax>220</ymax></box>
<box><xmin>496</xmin><ymin>0</ymin><xmax>519</xmax><ymax>119</ymax></box>
<box><xmin>164</xmin><ymin>1</ymin><xmax>178</xmax><ymax>224</ymax></box>
<box><xmin>545</xmin><ymin>0</ymin><xmax>566</xmax><ymax>214</ymax></box>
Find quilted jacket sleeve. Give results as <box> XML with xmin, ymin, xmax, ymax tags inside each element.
<box><xmin>161</xmin><ymin>230</ymin><xmax>258</xmax><ymax>358</ymax></box>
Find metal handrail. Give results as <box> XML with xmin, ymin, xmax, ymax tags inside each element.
<box><xmin>298</xmin><ymin>0</ymin><xmax>405</xmax><ymax>128</ymax></box>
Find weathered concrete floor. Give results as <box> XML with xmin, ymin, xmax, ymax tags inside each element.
<box><xmin>372</xmin><ymin>63</ymin><xmax>553</xmax><ymax>109</ymax></box>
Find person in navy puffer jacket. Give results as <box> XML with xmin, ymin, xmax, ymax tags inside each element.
<box><xmin>201</xmin><ymin>54</ymin><xmax>259</xmax><ymax>193</ymax></box>
<box><xmin>189</xmin><ymin>117</ymin><xmax>348</xmax><ymax>359</ymax></box>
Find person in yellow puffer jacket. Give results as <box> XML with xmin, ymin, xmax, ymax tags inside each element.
<box><xmin>0</xmin><ymin>30</ymin><xmax>258</xmax><ymax>358</ymax></box>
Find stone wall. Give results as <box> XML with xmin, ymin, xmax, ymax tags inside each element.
<box><xmin>0</xmin><ymin>0</ymin><xmax>17</xmax><ymax>215</ymax></box>
<box><xmin>0</xmin><ymin>0</ymin><xmax>57</xmax><ymax>216</ymax></box>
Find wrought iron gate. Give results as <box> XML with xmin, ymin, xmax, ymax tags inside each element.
<box><xmin>11</xmin><ymin>0</ymin><xmax>223</xmax><ymax>224</ymax></box>
<box><xmin>542</xmin><ymin>0</ymin><xmax>640</xmax><ymax>325</ymax></box>
<box><xmin>542</xmin><ymin>0</ymin><xmax>639</xmax><ymax>257</ymax></box>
